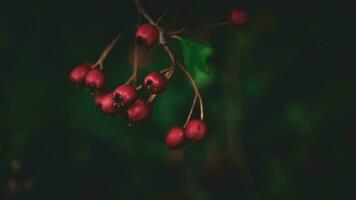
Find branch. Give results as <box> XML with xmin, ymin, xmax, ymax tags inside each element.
<box><xmin>177</xmin><ymin>62</ymin><xmax>204</xmax><ymax>120</ymax></box>
<box><xmin>133</xmin><ymin>0</ymin><xmax>155</xmax><ymax>24</ymax></box>
<box><xmin>91</xmin><ymin>33</ymin><xmax>123</xmax><ymax>70</ymax></box>
<box><xmin>125</xmin><ymin>43</ymin><xmax>139</xmax><ymax>85</ymax></box>
<box><xmin>168</xmin><ymin>21</ymin><xmax>230</xmax><ymax>36</ymax></box>
<box><xmin>184</xmin><ymin>95</ymin><xmax>198</xmax><ymax>127</ymax></box>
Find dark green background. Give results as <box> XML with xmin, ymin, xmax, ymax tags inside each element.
<box><xmin>0</xmin><ymin>0</ymin><xmax>355</xmax><ymax>199</ymax></box>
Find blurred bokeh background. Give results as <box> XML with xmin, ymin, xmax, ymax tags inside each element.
<box><xmin>0</xmin><ymin>0</ymin><xmax>355</xmax><ymax>199</ymax></box>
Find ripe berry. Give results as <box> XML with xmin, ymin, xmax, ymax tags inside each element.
<box><xmin>184</xmin><ymin>119</ymin><xmax>207</xmax><ymax>142</ymax></box>
<box><xmin>165</xmin><ymin>127</ymin><xmax>185</xmax><ymax>149</ymax></box>
<box><xmin>136</xmin><ymin>24</ymin><xmax>159</xmax><ymax>49</ymax></box>
<box><xmin>114</xmin><ymin>85</ymin><xmax>138</xmax><ymax>108</ymax></box>
<box><xmin>94</xmin><ymin>93</ymin><xmax>105</xmax><ymax>107</ymax></box>
<box><xmin>95</xmin><ymin>92</ymin><xmax>118</xmax><ymax>115</ymax></box>
<box><xmin>126</xmin><ymin>99</ymin><xmax>152</xmax><ymax>123</ymax></box>
<box><xmin>85</xmin><ymin>68</ymin><xmax>106</xmax><ymax>93</ymax></box>
<box><xmin>144</xmin><ymin>72</ymin><xmax>167</xmax><ymax>94</ymax></box>
<box><xmin>70</xmin><ymin>63</ymin><xmax>91</xmax><ymax>87</ymax></box>
<box><xmin>230</xmin><ymin>9</ymin><xmax>248</xmax><ymax>27</ymax></box>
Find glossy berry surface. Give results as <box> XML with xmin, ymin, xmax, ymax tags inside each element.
<box><xmin>230</xmin><ymin>9</ymin><xmax>248</xmax><ymax>27</ymax></box>
<box><xmin>114</xmin><ymin>85</ymin><xmax>138</xmax><ymax>108</ymax></box>
<box><xmin>165</xmin><ymin>127</ymin><xmax>185</xmax><ymax>149</ymax></box>
<box><xmin>144</xmin><ymin>72</ymin><xmax>167</xmax><ymax>94</ymax></box>
<box><xmin>184</xmin><ymin>119</ymin><xmax>207</xmax><ymax>142</ymax></box>
<box><xmin>85</xmin><ymin>68</ymin><xmax>106</xmax><ymax>93</ymax></box>
<box><xmin>70</xmin><ymin>63</ymin><xmax>91</xmax><ymax>87</ymax></box>
<box><xmin>95</xmin><ymin>92</ymin><xmax>118</xmax><ymax>115</ymax></box>
<box><xmin>136</xmin><ymin>24</ymin><xmax>159</xmax><ymax>49</ymax></box>
<box><xmin>126</xmin><ymin>99</ymin><xmax>152</xmax><ymax>123</ymax></box>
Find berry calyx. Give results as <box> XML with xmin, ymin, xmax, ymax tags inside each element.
<box><xmin>165</xmin><ymin>127</ymin><xmax>185</xmax><ymax>149</ymax></box>
<box><xmin>136</xmin><ymin>24</ymin><xmax>160</xmax><ymax>49</ymax></box>
<box><xmin>95</xmin><ymin>92</ymin><xmax>118</xmax><ymax>115</ymax></box>
<box><xmin>144</xmin><ymin>72</ymin><xmax>167</xmax><ymax>94</ymax></box>
<box><xmin>184</xmin><ymin>119</ymin><xmax>207</xmax><ymax>142</ymax></box>
<box><xmin>85</xmin><ymin>68</ymin><xmax>106</xmax><ymax>93</ymax></box>
<box><xmin>230</xmin><ymin>9</ymin><xmax>248</xmax><ymax>27</ymax></box>
<box><xmin>114</xmin><ymin>85</ymin><xmax>138</xmax><ymax>108</ymax></box>
<box><xmin>126</xmin><ymin>99</ymin><xmax>152</xmax><ymax>123</ymax></box>
<box><xmin>70</xmin><ymin>63</ymin><xmax>91</xmax><ymax>87</ymax></box>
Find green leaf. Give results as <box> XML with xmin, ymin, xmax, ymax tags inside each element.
<box><xmin>175</xmin><ymin>36</ymin><xmax>214</xmax><ymax>86</ymax></box>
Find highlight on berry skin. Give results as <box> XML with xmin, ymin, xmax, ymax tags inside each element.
<box><xmin>114</xmin><ymin>85</ymin><xmax>138</xmax><ymax>108</ymax></box>
<box><xmin>70</xmin><ymin>63</ymin><xmax>91</xmax><ymax>87</ymax></box>
<box><xmin>184</xmin><ymin>119</ymin><xmax>207</xmax><ymax>142</ymax></box>
<box><xmin>165</xmin><ymin>127</ymin><xmax>185</xmax><ymax>149</ymax></box>
<box><xmin>85</xmin><ymin>68</ymin><xmax>106</xmax><ymax>93</ymax></box>
<box><xmin>126</xmin><ymin>99</ymin><xmax>152</xmax><ymax>123</ymax></box>
<box><xmin>95</xmin><ymin>92</ymin><xmax>118</xmax><ymax>115</ymax></box>
<box><xmin>136</xmin><ymin>24</ymin><xmax>160</xmax><ymax>49</ymax></box>
<box><xmin>144</xmin><ymin>72</ymin><xmax>167</xmax><ymax>94</ymax></box>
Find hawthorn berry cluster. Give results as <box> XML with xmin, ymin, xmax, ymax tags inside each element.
<box><xmin>70</xmin><ymin>0</ymin><xmax>247</xmax><ymax>149</ymax></box>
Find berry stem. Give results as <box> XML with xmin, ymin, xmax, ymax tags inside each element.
<box><xmin>126</xmin><ymin>43</ymin><xmax>139</xmax><ymax>86</ymax></box>
<box><xmin>168</xmin><ymin>21</ymin><xmax>230</xmax><ymax>35</ymax></box>
<box><xmin>91</xmin><ymin>33</ymin><xmax>123</xmax><ymax>70</ymax></box>
<box><xmin>156</xmin><ymin>9</ymin><xmax>169</xmax><ymax>25</ymax></box>
<box><xmin>183</xmin><ymin>94</ymin><xmax>198</xmax><ymax>128</ymax></box>
<box><xmin>177</xmin><ymin>62</ymin><xmax>204</xmax><ymax>120</ymax></box>
<box><xmin>192</xmin><ymin>21</ymin><xmax>230</xmax><ymax>32</ymax></box>
<box><xmin>162</xmin><ymin>45</ymin><xmax>176</xmax><ymax>79</ymax></box>
<box><xmin>133</xmin><ymin>0</ymin><xmax>155</xmax><ymax>24</ymax></box>
<box><xmin>126</xmin><ymin>14</ymin><xmax>143</xmax><ymax>86</ymax></box>
<box><xmin>146</xmin><ymin>94</ymin><xmax>156</xmax><ymax>103</ymax></box>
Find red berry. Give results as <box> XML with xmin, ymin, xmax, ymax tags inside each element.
<box><xmin>94</xmin><ymin>93</ymin><xmax>105</xmax><ymax>107</ymax></box>
<box><xmin>70</xmin><ymin>63</ymin><xmax>91</xmax><ymax>87</ymax></box>
<box><xmin>85</xmin><ymin>68</ymin><xmax>106</xmax><ymax>93</ymax></box>
<box><xmin>144</xmin><ymin>72</ymin><xmax>167</xmax><ymax>94</ymax></box>
<box><xmin>230</xmin><ymin>9</ymin><xmax>248</xmax><ymax>27</ymax></box>
<box><xmin>114</xmin><ymin>85</ymin><xmax>138</xmax><ymax>108</ymax></box>
<box><xmin>165</xmin><ymin>127</ymin><xmax>185</xmax><ymax>149</ymax></box>
<box><xmin>95</xmin><ymin>92</ymin><xmax>118</xmax><ymax>115</ymax></box>
<box><xmin>136</xmin><ymin>24</ymin><xmax>159</xmax><ymax>49</ymax></box>
<box><xmin>126</xmin><ymin>99</ymin><xmax>152</xmax><ymax>123</ymax></box>
<box><xmin>184</xmin><ymin>119</ymin><xmax>207</xmax><ymax>142</ymax></box>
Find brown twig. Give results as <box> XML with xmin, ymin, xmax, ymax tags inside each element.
<box><xmin>91</xmin><ymin>33</ymin><xmax>123</xmax><ymax>70</ymax></box>
<box><xmin>184</xmin><ymin>95</ymin><xmax>198</xmax><ymax>127</ymax></box>
<box><xmin>146</xmin><ymin>94</ymin><xmax>157</xmax><ymax>103</ymax></box>
<box><xmin>125</xmin><ymin>43</ymin><xmax>139</xmax><ymax>85</ymax></box>
<box><xmin>192</xmin><ymin>21</ymin><xmax>230</xmax><ymax>32</ymax></box>
<box><xmin>156</xmin><ymin>9</ymin><xmax>169</xmax><ymax>25</ymax></box>
<box><xmin>177</xmin><ymin>62</ymin><xmax>204</xmax><ymax>120</ymax></box>
<box><xmin>126</xmin><ymin>11</ymin><xmax>144</xmax><ymax>86</ymax></box>
<box><xmin>168</xmin><ymin>21</ymin><xmax>230</xmax><ymax>36</ymax></box>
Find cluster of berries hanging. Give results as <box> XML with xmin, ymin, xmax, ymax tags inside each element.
<box><xmin>70</xmin><ymin>0</ymin><xmax>247</xmax><ymax>149</ymax></box>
